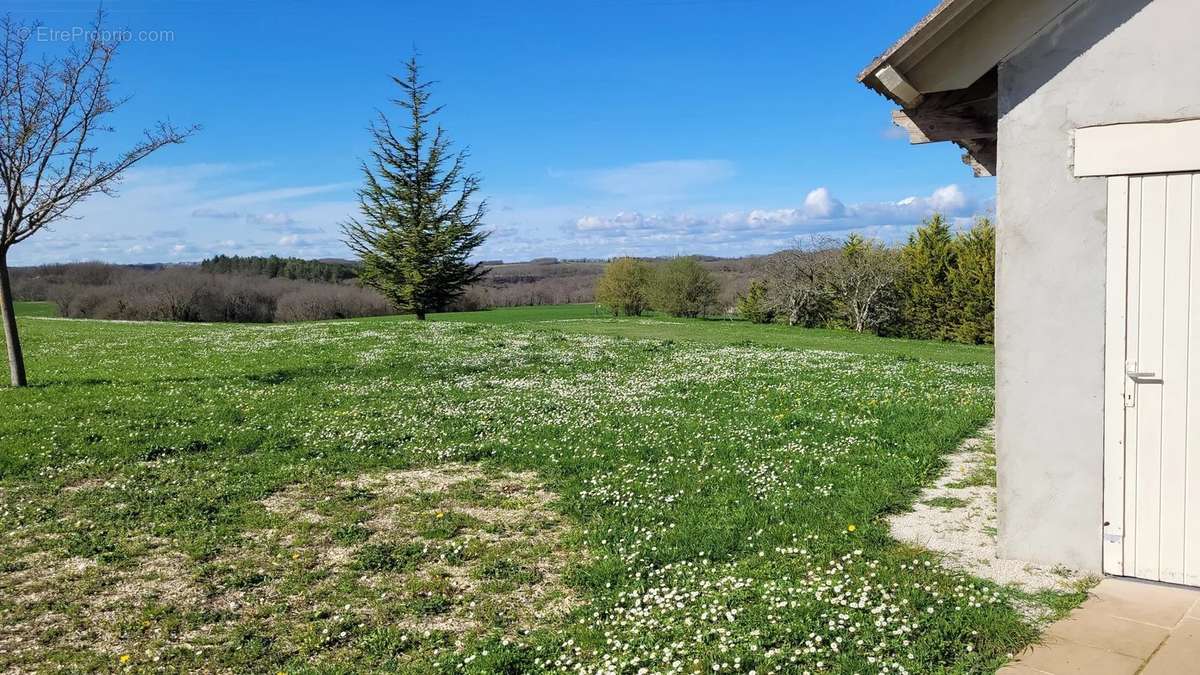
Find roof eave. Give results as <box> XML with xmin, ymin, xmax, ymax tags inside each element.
<box><xmin>857</xmin><ymin>0</ymin><xmax>1002</xmax><ymax>177</ymax></box>
<box><xmin>857</xmin><ymin>0</ymin><xmax>990</xmax><ymax>97</ymax></box>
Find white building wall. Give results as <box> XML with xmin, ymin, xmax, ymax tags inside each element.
<box><xmin>997</xmin><ymin>0</ymin><xmax>1200</xmax><ymax>571</ymax></box>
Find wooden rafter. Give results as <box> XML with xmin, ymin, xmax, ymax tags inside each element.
<box><xmin>957</xmin><ymin>139</ymin><xmax>996</xmax><ymax>177</ymax></box>
<box><xmin>890</xmin><ymin>68</ymin><xmax>997</xmax><ymax>177</ymax></box>
<box><xmin>891</xmin><ymin>95</ymin><xmax>996</xmax><ymax>144</ymax></box>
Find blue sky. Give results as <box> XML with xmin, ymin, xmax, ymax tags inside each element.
<box><xmin>9</xmin><ymin>0</ymin><xmax>994</xmax><ymax>265</ymax></box>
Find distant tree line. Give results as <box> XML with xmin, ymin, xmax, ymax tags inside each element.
<box><xmin>456</xmin><ymin>257</ymin><xmax>763</xmax><ymax>311</ymax></box>
<box><xmin>456</xmin><ymin>261</ymin><xmax>603</xmax><ymax>310</ymax></box>
<box><xmin>748</xmin><ymin>214</ymin><xmax>995</xmax><ymax>343</ymax></box>
<box><xmin>592</xmin><ymin>214</ymin><xmax>995</xmax><ymax>344</ymax></box>
<box><xmin>13</xmin><ymin>263</ymin><xmax>390</xmax><ymax>323</ymax></box>
<box><xmin>199</xmin><ymin>255</ymin><xmax>359</xmax><ymax>283</ymax></box>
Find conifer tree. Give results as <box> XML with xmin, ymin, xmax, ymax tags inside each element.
<box><xmin>737</xmin><ymin>280</ymin><xmax>775</xmax><ymax>324</ymax></box>
<box><xmin>899</xmin><ymin>214</ymin><xmax>957</xmax><ymax>339</ymax></box>
<box><xmin>343</xmin><ymin>57</ymin><xmax>488</xmax><ymax>320</ymax></box>
<box><xmin>949</xmin><ymin>217</ymin><xmax>995</xmax><ymax>344</ymax></box>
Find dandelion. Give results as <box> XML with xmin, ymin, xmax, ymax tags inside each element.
<box><xmin>847</xmin><ymin>524</ymin><xmax>857</xmax><ymax>532</ymax></box>
<box><xmin>119</xmin><ymin>654</ymin><xmax>131</xmax><ymax>664</ymax></box>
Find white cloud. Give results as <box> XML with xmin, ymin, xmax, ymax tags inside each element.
<box><xmin>803</xmin><ymin>187</ymin><xmax>846</xmax><ymax>219</ymax></box>
<box><xmin>852</xmin><ymin>184</ymin><xmax>972</xmax><ymax>224</ymax></box>
<box><xmin>507</xmin><ymin>184</ymin><xmax>984</xmax><ymax>260</ymax></box>
<box><xmin>930</xmin><ymin>184</ymin><xmax>969</xmax><ymax>212</ymax></box>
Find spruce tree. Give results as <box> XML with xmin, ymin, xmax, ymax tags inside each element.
<box><xmin>737</xmin><ymin>280</ymin><xmax>775</xmax><ymax>324</ymax></box>
<box><xmin>343</xmin><ymin>57</ymin><xmax>488</xmax><ymax>320</ymax></box>
<box><xmin>899</xmin><ymin>214</ymin><xmax>957</xmax><ymax>339</ymax></box>
<box><xmin>948</xmin><ymin>217</ymin><xmax>995</xmax><ymax>344</ymax></box>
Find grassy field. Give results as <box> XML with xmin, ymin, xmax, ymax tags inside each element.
<box><xmin>1</xmin><ymin>303</ymin><xmax>1045</xmax><ymax>673</ymax></box>
<box><xmin>13</xmin><ymin>300</ymin><xmax>57</xmax><ymax>317</ymax></box>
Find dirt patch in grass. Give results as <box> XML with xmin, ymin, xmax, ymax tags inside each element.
<box><xmin>61</xmin><ymin>475</ymin><xmax>110</xmax><ymax>493</ymax></box>
<box><xmin>261</xmin><ymin>488</ymin><xmax>328</xmax><ymax>523</ymax></box>
<box><xmin>1</xmin><ymin>464</ymin><xmax>581</xmax><ymax>669</ymax></box>
<box><xmin>332</xmin><ymin>464</ymin><xmax>581</xmax><ymax>632</ymax></box>
<box><xmin>1</xmin><ymin>542</ymin><xmax>201</xmax><ymax>659</ymax></box>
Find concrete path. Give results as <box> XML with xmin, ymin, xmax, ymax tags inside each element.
<box><xmin>1000</xmin><ymin>578</ymin><xmax>1200</xmax><ymax>674</ymax></box>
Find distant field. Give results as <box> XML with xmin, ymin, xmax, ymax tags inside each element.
<box><xmin>15</xmin><ymin>300</ymin><xmax>995</xmax><ymax>364</ymax></box>
<box><xmin>13</xmin><ymin>301</ymin><xmax>56</xmax><ymax>317</ymax></box>
<box><xmin>423</xmin><ymin>304</ymin><xmax>995</xmax><ymax>365</ymax></box>
<box><xmin>0</xmin><ymin>303</ymin><xmax>1037</xmax><ymax>673</ymax></box>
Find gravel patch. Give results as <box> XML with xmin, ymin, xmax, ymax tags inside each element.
<box><xmin>889</xmin><ymin>423</ymin><xmax>1085</xmax><ymax>594</ymax></box>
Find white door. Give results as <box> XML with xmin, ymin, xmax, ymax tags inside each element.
<box><xmin>1104</xmin><ymin>173</ymin><xmax>1200</xmax><ymax>584</ymax></box>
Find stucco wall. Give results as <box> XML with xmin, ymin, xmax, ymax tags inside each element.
<box><xmin>996</xmin><ymin>0</ymin><xmax>1200</xmax><ymax>571</ymax></box>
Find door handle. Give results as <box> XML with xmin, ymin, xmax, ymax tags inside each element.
<box><xmin>1124</xmin><ymin>362</ymin><xmax>1162</xmax><ymax>395</ymax></box>
<box><xmin>1126</xmin><ymin>367</ymin><xmax>1161</xmax><ymax>382</ymax></box>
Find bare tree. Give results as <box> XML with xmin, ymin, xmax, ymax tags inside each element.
<box><xmin>764</xmin><ymin>236</ymin><xmax>838</xmax><ymax>327</ymax></box>
<box><xmin>0</xmin><ymin>14</ymin><xmax>194</xmax><ymax>385</ymax></box>
<box><xmin>827</xmin><ymin>234</ymin><xmax>902</xmax><ymax>333</ymax></box>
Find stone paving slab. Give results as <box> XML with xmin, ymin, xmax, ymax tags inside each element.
<box><xmin>1043</xmin><ymin>612</ymin><xmax>1168</xmax><ymax>659</ymax></box>
<box><xmin>999</xmin><ymin>578</ymin><xmax>1200</xmax><ymax>675</ymax></box>
<box><xmin>1140</xmin><ymin>618</ymin><xmax>1200</xmax><ymax>675</ymax></box>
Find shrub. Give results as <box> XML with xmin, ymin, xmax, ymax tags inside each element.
<box><xmin>274</xmin><ymin>284</ymin><xmax>391</xmax><ymax>321</ymax></box>
<box><xmin>11</xmin><ymin>274</ymin><xmax>50</xmax><ymax>301</ymax></box>
<box><xmin>651</xmin><ymin>256</ymin><xmax>720</xmax><ymax>318</ymax></box>
<box><xmin>763</xmin><ymin>241</ymin><xmax>838</xmax><ymax>327</ymax></box>
<box><xmin>595</xmin><ymin>257</ymin><xmax>652</xmax><ymax>316</ymax></box>
<box><xmin>737</xmin><ymin>280</ymin><xmax>775</xmax><ymax>324</ymax></box>
<box><xmin>53</xmin><ymin>284</ymin><xmax>115</xmax><ymax>319</ymax></box>
<box><xmin>446</xmin><ymin>285</ymin><xmax>489</xmax><ymax>312</ymax></box>
<box><xmin>49</xmin><ymin>268</ymin><xmax>391</xmax><ymax>323</ymax></box>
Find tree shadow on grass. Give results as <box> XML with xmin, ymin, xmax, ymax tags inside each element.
<box><xmin>24</xmin><ymin>366</ymin><xmax>322</xmax><ymax>390</ymax></box>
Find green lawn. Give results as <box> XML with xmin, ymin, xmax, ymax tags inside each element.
<box><xmin>0</xmin><ymin>305</ymin><xmax>1037</xmax><ymax>673</ymax></box>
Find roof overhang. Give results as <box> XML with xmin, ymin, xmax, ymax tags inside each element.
<box><xmin>859</xmin><ymin>0</ymin><xmax>1077</xmax><ymax>177</ymax></box>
